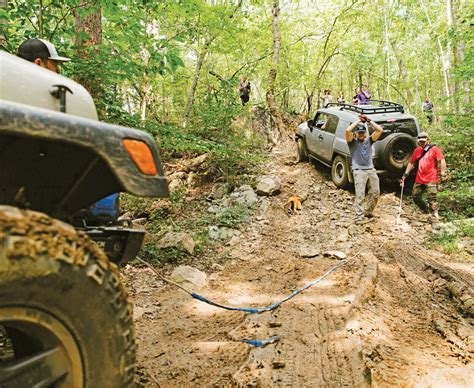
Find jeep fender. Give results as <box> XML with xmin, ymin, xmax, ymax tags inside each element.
<box><xmin>0</xmin><ymin>100</ymin><xmax>169</xmax><ymax>219</ymax></box>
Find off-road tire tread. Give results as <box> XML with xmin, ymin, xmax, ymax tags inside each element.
<box><xmin>0</xmin><ymin>205</ymin><xmax>136</xmax><ymax>387</ymax></box>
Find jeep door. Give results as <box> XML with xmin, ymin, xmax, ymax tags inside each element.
<box><xmin>311</xmin><ymin>112</ymin><xmax>338</xmax><ymax>162</ymax></box>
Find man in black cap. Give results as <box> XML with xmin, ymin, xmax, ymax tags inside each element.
<box><xmin>345</xmin><ymin>114</ymin><xmax>384</xmax><ymax>223</ymax></box>
<box><xmin>17</xmin><ymin>38</ymin><xmax>70</xmax><ymax>73</ymax></box>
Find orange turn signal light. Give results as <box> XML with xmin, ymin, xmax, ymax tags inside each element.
<box><xmin>123</xmin><ymin>139</ymin><xmax>158</xmax><ymax>176</ymax></box>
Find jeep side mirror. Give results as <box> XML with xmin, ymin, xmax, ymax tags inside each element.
<box><xmin>307</xmin><ymin>119</ymin><xmax>315</xmax><ymax>129</ymax></box>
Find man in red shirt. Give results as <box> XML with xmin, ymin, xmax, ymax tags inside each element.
<box><xmin>400</xmin><ymin>132</ymin><xmax>447</xmax><ymax>225</ymax></box>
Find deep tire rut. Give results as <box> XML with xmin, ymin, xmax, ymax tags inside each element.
<box><xmin>126</xmin><ymin>138</ymin><xmax>473</xmax><ymax>386</ymax></box>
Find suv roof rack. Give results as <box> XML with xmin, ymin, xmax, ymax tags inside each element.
<box><xmin>325</xmin><ymin>100</ymin><xmax>404</xmax><ymax>114</ymax></box>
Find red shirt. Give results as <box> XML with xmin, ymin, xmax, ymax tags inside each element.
<box><xmin>410</xmin><ymin>145</ymin><xmax>444</xmax><ymax>184</ymax></box>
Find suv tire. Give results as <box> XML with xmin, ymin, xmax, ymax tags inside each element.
<box><xmin>0</xmin><ymin>206</ymin><xmax>136</xmax><ymax>387</ymax></box>
<box><xmin>331</xmin><ymin>154</ymin><xmax>350</xmax><ymax>188</ymax></box>
<box><xmin>296</xmin><ymin>138</ymin><xmax>309</xmax><ymax>163</ymax></box>
<box><xmin>378</xmin><ymin>133</ymin><xmax>416</xmax><ymax>172</ymax></box>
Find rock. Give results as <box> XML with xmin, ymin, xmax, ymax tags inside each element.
<box><xmin>232</xmin><ymin>185</ymin><xmax>258</xmax><ymax>206</ymax></box>
<box><xmin>227</xmin><ymin>235</ymin><xmax>241</xmax><ymax>246</ymax></box>
<box><xmin>256</xmin><ymin>176</ymin><xmax>281</xmax><ymax>196</ymax></box>
<box><xmin>272</xmin><ymin>361</ymin><xmax>286</xmax><ymax>369</ymax></box>
<box><xmin>158</xmin><ymin>232</ymin><xmax>195</xmax><ymax>254</ymax></box>
<box><xmin>211</xmin><ymin>263</ymin><xmax>224</xmax><ymax>271</ymax></box>
<box><xmin>210</xmin><ymin>182</ymin><xmax>231</xmax><ymax>200</ymax></box>
<box><xmin>180</xmin><ymin>153</ymin><xmax>208</xmax><ymax>172</ymax></box>
<box><xmin>336</xmin><ymin>228</ymin><xmax>349</xmax><ymax>242</ymax></box>
<box><xmin>238</xmin><ymin>184</ymin><xmax>253</xmax><ymax>192</ymax></box>
<box><xmin>208</xmin><ymin>226</ymin><xmax>241</xmax><ymax>241</ymax></box>
<box><xmin>170</xmin><ymin>265</ymin><xmax>207</xmax><ymax>288</ymax></box>
<box><xmin>337</xmin><ymin>241</ymin><xmax>353</xmax><ymax>251</ymax></box>
<box><xmin>207</xmin><ymin>204</ymin><xmax>222</xmax><ymax>214</ymax></box>
<box><xmin>457</xmin><ymin>237</ymin><xmax>474</xmax><ymax>253</ymax></box>
<box><xmin>269</xmin><ymin>321</ymin><xmax>282</xmax><ymax>328</ymax></box>
<box><xmin>323</xmin><ymin>250</ymin><xmax>347</xmax><ymax>260</ymax></box>
<box><xmin>133</xmin><ymin>306</ymin><xmax>153</xmax><ymax>322</ymax></box>
<box><xmin>187</xmin><ymin>172</ymin><xmax>197</xmax><ymax>186</ymax></box>
<box><xmin>170</xmin><ymin>171</ymin><xmax>187</xmax><ymax>180</ymax></box>
<box><xmin>259</xmin><ymin>198</ymin><xmax>271</xmax><ymax>214</ymax></box>
<box><xmin>299</xmin><ymin>246</ymin><xmax>319</xmax><ymax>258</ymax></box>
<box><xmin>118</xmin><ymin>211</ymin><xmax>133</xmax><ymax>222</ymax></box>
<box><xmin>168</xmin><ymin>179</ymin><xmax>185</xmax><ymax>193</ymax></box>
<box><xmin>188</xmin><ymin>153</ymin><xmax>208</xmax><ymax>168</ymax></box>
<box><xmin>131</xmin><ymin>217</ymin><xmax>147</xmax><ymax>228</ymax></box>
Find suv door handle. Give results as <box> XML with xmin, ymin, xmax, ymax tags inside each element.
<box><xmin>318</xmin><ymin>135</ymin><xmax>323</xmax><ymax>140</ymax></box>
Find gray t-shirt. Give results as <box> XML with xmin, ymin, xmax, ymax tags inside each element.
<box><xmin>348</xmin><ymin>136</ymin><xmax>374</xmax><ymax>170</ymax></box>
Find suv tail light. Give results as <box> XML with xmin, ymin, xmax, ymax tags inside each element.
<box><xmin>123</xmin><ymin>139</ymin><xmax>158</xmax><ymax>176</ymax></box>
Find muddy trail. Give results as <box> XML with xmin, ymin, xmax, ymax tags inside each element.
<box><xmin>124</xmin><ymin>138</ymin><xmax>473</xmax><ymax>387</ymax></box>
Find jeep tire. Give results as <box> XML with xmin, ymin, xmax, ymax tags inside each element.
<box><xmin>0</xmin><ymin>206</ymin><xmax>136</xmax><ymax>387</ymax></box>
<box><xmin>331</xmin><ymin>154</ymin><xmax>350</xmax><ymax>188</ymax></box>
<box><xmin>377</xmin><ymin>133</ymin><xmax>416</xmax><ymax>172</ymax></box>
<box><xmin>296</xmin><ymin>138</ymin><xmax>309</xmax><ymax>163</ymax></box>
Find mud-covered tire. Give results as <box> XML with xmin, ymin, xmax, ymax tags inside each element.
<box><xmin>0</xmin><ymin>206</ymin><xmax>135</xmax><ymax>387</ymax></box>
<box><xmin>296</xmin><ymin>138</ymin><xmax>309</xmax><ymax>163</ymax></box>
<box><xmin>331</xmin><ymin>154</ymin><xmax>350</xmax><ymax>189</ymax></box>
<box><xmin>377</xmin><ymin>133</ymin><xmax>416</xmax><ymax>172</ymax></box>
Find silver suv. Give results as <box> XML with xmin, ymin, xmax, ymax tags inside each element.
<box><xmin>295</xmin><ymin>100</ymin><xmax>420</xmax><ymax>188</ymax></box>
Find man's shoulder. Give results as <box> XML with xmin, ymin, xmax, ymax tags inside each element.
<box><xmin>412</xmin><ymin>146</ymin><xmax>423</xmax><ymax>156</ymax></box>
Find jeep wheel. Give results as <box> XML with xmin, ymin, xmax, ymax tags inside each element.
<box><xmin>296</xmin><ymin>138</ymin><xmax>309</xmax><ymax>163</ymax></box>
<box><xmin>331</xmin><ymin>155</ymin><xmax>350</xmax><ymax>188</ymax></box>
<box><xmin>0</xmin><ymin>206</ymin><xmax>136</xmax><ymax>388</ymax></box>
<box><xmin>378</xmin><ymin>133</ymin><xmax>416</xmax><ymax>172</ymax></box>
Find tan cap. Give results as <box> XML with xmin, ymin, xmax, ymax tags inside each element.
<box><xmin>417</xmin><ymin>132</ymin><xmax>429</xmax><ymax>139</ymax></box>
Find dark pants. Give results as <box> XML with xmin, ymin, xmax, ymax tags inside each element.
<box><xmin>412</xmin><ymin>182</ymin><xmax>438</xmax><ymax>215</ymax></box>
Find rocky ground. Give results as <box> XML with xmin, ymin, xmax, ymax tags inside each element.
<box><xmin>124</xmin><ymin>138</ymin><xmax>473</xmax><ymax>387</ymax></box>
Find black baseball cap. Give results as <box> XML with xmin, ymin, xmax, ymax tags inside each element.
<box><xmin>355</xmin><ymin>123</ymin><xmax>366</xmax><ymax>133</ymax></box>
<box><xmin>18</xmin><ymin>38</ymin><xmax>71</xmax><ymax>63</ymax></box>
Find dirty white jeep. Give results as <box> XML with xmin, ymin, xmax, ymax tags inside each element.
<box><xmin>0</xmin><ymin>52</ymin><xmax>168</xmax><ymax>387</ymax></box>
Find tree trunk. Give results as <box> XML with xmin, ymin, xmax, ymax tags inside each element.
<box><xmin>73</xmin><ymin>2</ymin><xmax>102</xmax><ymax>101</ymax></box>
<box><xmin>265</xmin><ymin>1</ymin><xmax>284</xmax><ymax>145</ymax></box>
<box><xmin>0</xmin><ymin>0</ymin><xmax>7</xmax><ymax>46</ymax></box>
<box><xmin>182</xmin><ymin>35</ymin><xmax>214</xmax><ymax>128</ymax></box>
<box><xmin>419</xmin><ymin>0</ymin><xmax>450</xmax><ymax>106</ymax></box>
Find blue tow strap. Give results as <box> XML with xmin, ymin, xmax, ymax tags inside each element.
<box><xmin>190</xmin><ymin>260</ymin><xmax>347</xmax><ymax>314</ymax></box>
<box><xmin>241</xmin><ymin>336</ymin><xmax>280</xmax><ymax>347</ymax></box>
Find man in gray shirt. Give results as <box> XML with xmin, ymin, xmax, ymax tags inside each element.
<box><xmin>345</xmin><ymin>115</ymin><xmax>384</xmax><ymax>223</ymax></box>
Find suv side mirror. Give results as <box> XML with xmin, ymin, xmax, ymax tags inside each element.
<box><xmin>307</xmin><ymin>119</ymin><xmax>315</xmax><ymax>131</ymax></box>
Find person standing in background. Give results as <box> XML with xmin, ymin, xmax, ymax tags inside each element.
<box><xmin>422</xmin><ymin>96</ymin><xmax>434</xmax><ymax>124</ymax></box>
<box><xmin>357</xmin><ymin>84</ymin><xmax>371</xmax><ymax>105</ymax></box>
<box><xmin>320</xmin><ymin>89</ymin><xmax>333</xmax><ymax>107</ymax></box>
<box><xmin>337</xmin><ymin>91</ymin><xmax>345</xmax><ymax>103</ymax></box>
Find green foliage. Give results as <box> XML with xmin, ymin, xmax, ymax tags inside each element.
<box><xmin>431</xmin><ymin>113</ymin><xmax>474</xmax><ymax>217</ymax></box>
<box><xmin>428</xmin><ymin>221</ymin><xmax>474</xmax><ymax>254</ymax></box>
<box><xmin>213</xmin><ymin>202</ymin><xmax>253</xmax><ymax>228</ymax></box>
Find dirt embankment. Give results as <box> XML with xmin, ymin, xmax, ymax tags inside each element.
<box><xmin>125</xmin><ymin>138</ymin><xmax>473</xmax><ymax>387</ymax></box>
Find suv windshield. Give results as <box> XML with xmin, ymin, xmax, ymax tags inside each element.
<box><xmin>376</xmin><ymin>119</ymin><xmax>417</xmax><ymax>137</ymax></box>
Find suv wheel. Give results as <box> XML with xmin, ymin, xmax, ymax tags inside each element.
<box><xmin>296</xmin><ymin>138</ymin><xmax>309</xmax><ymax>163</ymax></box>
<box><xmin>378</xmin><ymin>133</ymin><xmax>416</xmax><ymax>172</ymax></box>
<box><xmin>0</xmin><ymin>206</ymin><xmax>136</xmax><ymax>387</ymax></box>
<box><xmin>331</xmin><ymin>155</ymin><xmax>350</xmax><ymax>188</ymax></box>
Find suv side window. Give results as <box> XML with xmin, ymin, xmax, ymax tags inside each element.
<box><xmin>314</xmin><ymin>113</ymin><xmax>338</xmax><ymax>134</ymax></box>
<box><xmin>314</xmin><ymin>112</ymin><xmax>327</xmax><ymax>129</ymax></box>
<box><xmin>323</xmin><ymin>115</ymin><xmax>339</xmax><ymax>134</ymax></box>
